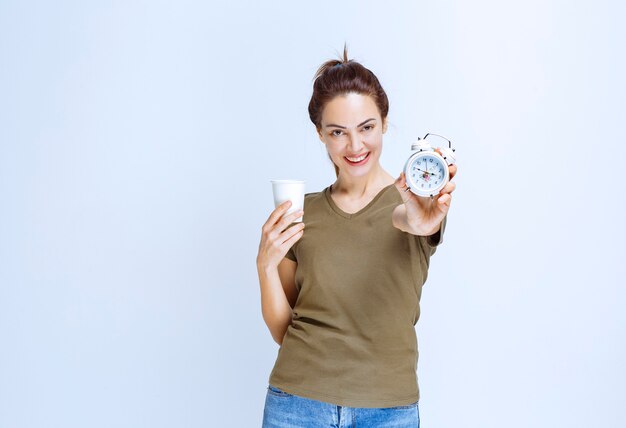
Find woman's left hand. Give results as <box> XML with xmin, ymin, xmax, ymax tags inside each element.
<box><xmin>392</xmin><ymin>148</ymin><xmax>457</xmax><ymax>236</ymax></box>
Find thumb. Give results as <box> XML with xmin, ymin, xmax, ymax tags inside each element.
<box><xmin>394</xmin><ymin>172</ymin><xmax>405</xmax><ymax>189</ymax></box>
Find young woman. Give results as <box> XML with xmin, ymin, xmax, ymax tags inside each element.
<box><xmin>256</xmin><ymin>46</ymin><xmax>457</xmax><ymax>427</ymax></box>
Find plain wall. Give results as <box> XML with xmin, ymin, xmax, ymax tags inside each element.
<box><xmin>1</xmin><ymin>0</ymin><xmax>624</xmax><ymax>427</ymax></box>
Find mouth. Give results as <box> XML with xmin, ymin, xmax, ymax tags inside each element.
<box><xmin>344</xmin><ymin>152</ymin><xmax>371</xmax><ymax>166</ymax></box>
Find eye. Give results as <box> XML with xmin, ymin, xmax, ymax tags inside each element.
<box><xmin>363</xmin><ymin>125</ymin><xmax>374</xmax><ymax>131</ymax></box>
<box><xmin>331</xmin><ymin>130</ymin><xmax>344</xmax><ymax>137</ymax></box>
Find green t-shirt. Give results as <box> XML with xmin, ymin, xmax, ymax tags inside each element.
<box><xmin>268</xmin><ymin>183</ymin><xmax>447</xmax><ymax>408</ymax></box>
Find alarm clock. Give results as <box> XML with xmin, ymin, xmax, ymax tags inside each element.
<box><xmin>403</xmin><ymin>133</ymin><xmax>457</xmax><ymax>198</ymax></box>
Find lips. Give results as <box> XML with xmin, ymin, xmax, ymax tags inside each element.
<box><xmin>344</xmin><ymin>152</ymin><xmax>370</xmax><ymax>165</ymax></box>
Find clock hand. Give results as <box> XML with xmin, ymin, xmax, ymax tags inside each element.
<box><xmin>415</xmin><ymin>168</ymin><xmax>436</xmax><ymax>176</ymax></box>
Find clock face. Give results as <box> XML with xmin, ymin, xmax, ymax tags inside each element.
<box><xmin>409</xmin><ymin>154</ymin><xmax>446</xmax><ymax>192</ymax></box>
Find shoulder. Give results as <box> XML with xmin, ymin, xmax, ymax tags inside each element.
<box><xmin>303</xmin><ymin>188</ymin><xmax>326</xmax><ymax>206</ymax></box>
<box><xmin>298</xmin><ymin>189</ymin><xmax>329</xmax><ymax>222</ymax></box>
<box><xmin>304</xmin><ymin>186</ymin><xmax>327</xmax><ymax>199</ymax></box>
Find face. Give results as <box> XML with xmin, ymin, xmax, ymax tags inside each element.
<box><xmin>318</xmin><ymin>92</ymin><xmax>387</xmax><ymax>179</ymax></box>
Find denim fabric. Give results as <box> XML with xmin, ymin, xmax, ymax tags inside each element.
<box><xmin>262</xmin><ymin>384</ymin><xmax>419</xmax><ymax>427</ymax></box>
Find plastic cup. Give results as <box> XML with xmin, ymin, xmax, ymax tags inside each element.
<box><xmin>271</xmin><ymin>179</ymin><xmax>306</xmax><ymax>222</ymax></box>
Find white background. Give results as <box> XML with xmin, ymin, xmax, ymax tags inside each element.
<box><xmin>1</xmin><ymin>1</ymin><xmax>624</xmax><ymax>427</ymax></box>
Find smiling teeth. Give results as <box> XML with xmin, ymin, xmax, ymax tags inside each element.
<box><xmin>346</xmin><ymin>153</ymin><xmax>368</xmax><ymax>162</ymax></box>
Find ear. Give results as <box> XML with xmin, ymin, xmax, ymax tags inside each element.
<box><xmin>317</xmin><ymin>129</ymin><xmax>325</xmax><ymax>144</ymax></box>
<box><xmin>382</xmin><ymin>118</ymin><xmax>388</xmax><ymax>134</ymax></box>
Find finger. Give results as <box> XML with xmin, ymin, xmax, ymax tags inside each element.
<box><xmin>394</xmin><ymin>173</ymin><xmax>415</xmax><ymax>203</ymax></box>
<box><xmin>437</xmin><ymin>193</ymin><xmax>451</xmax><ymax>208</ymax></box>
<box><xmin>266</xmin><ymin>200</ymin><xmax>293</xmax><ymax>226</ymax></box>
<box><xmin>276</xmin><ymin>209</ymin><xmax>305</xmax><ymax>233</ymax></box>
<box><xmin>448</xmin><ymin>164</ymin><xmax>457</xmax><ymax>180</ymax></box>
<box><xmin>394</xmin><ymin>171</ymin><xmax>405</xmax><ymax>190</ymax></box>
<box><xmin>396</xmin><ymin>171</ymin><xmax>412</xmax><ymax>191</ymax></box>
<box><xmin>435</xmin><ymin>148</ymin><xmax>456</xmax><ymax>179</ymax></box>
<box><xmin>441</xmin><ymin>180</ymin><xmax>456</xmax><ymax>194</ymax></box>
<box><xmin>280</xmin><ymin>222</ymin><xmax>305</xmax><ymax>247</ymax></box>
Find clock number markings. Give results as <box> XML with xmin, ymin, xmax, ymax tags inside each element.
<box><xmin>411</xmin><ymin>155</ymin><xmax>447</xmax><ymax>190</ymax></box>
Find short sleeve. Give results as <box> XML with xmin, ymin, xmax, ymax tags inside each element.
<box><xmin>285</xmin><ymin>245</ymin><xmax>297</xmax><ymax>262</ymax></box>
<box><xmin>284</xmin><ymin>222</ymin><xmax>299</xmax><ymax>262</ymax></box>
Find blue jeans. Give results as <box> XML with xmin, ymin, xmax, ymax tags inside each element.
<box><xmin>262</xmin><ymin>384</ymin><xmax>420</xmax><ymax>427</ymax></box>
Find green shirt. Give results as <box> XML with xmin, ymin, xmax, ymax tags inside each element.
<box><xmin>268</xmin><ymin>183</ymin><xmax>447</xmax><ymax>408</ymax></box>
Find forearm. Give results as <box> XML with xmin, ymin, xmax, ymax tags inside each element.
<box><xmin>257</xmin><ymin>263</ymin><xmax>293</xmax><ymax>345</ymax></box>
<box><xmin>391</xmin><ymin>204</ymin><xmax>441</xmax><ymax>236</ymax></box>
<box><xmin>391</xmin><ymin>204</ymin><xmax>411</xmax><ymax>233</ymax></box>
<box><xmin>392</xmin><ymin>204</ymin><xmax>442</xmax><ymax>236</ymax></box>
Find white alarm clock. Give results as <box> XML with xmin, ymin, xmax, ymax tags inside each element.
<box><xmin>403</xmin><ymin>133</ymin><xmax>457</xmax><ymax>198</ymax></box>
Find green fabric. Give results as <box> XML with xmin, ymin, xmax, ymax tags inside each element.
<box><xmin>269</xmin><ymin>183</ymin><xmax>446</xmax><ymax>408</ymax></box>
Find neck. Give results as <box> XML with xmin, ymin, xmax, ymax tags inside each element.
<box><xmin>331</xmin><ymin>164</ymin><xmax>394</xmax><ymax>198</ymax></box>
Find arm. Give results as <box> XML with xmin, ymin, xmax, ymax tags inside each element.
<box><xmin>392</xmin><ymin>161</ymin><xmax>456</xmax><ymax>240</ymax></box>
<box><xmin>257</xmin><ymin>257</ymin><xmax>299</xmax><ymax>346</ymax></box>
<box><xmin>392</xmin><ymin>203</ymin><xmax>442</xmax><ymax>237</ymax></box>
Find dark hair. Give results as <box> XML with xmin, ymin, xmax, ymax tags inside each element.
<box><xmin>308</xmin><ymin>43</ymin><xmax>390</xmax><ymax>176</ymax></box>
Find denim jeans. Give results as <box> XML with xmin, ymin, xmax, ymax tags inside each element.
<box><xmin>262</xmin><ymin>384</ymin><xmax>420</xmax><ymax>427</ymax></box>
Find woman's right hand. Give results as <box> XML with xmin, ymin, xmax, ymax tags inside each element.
<box><xmin>256</xmin><ymin>201</ymin><xmax>305</xmax><ymax>270</ymax></box>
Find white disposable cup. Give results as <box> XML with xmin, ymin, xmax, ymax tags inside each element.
<box><xmin>271</xmin><ymin>179</ymin><xmax>306</xmax><ymax>222</ymax></box>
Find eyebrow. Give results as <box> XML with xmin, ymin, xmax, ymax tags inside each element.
<box><xmin>325</xmin><ymin>118</ymin><xmax>376</xmax><ymax>129</ymax></box>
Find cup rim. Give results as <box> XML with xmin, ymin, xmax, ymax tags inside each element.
<box><xmin>270</xmin><ymin>179</ymin><xmax>306</xmax><ymax>183</ymax></box>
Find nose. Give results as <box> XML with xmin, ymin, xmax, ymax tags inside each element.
<box><xmin>347</xmin><ymin>130</ymin><xmax>365</xmax><ymax>153</ymax></box>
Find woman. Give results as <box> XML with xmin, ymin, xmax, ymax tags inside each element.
<box><xmin>256</xmin><ymin>45</ymin><xmax>457</xmax><ymax>427</ymax></box>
